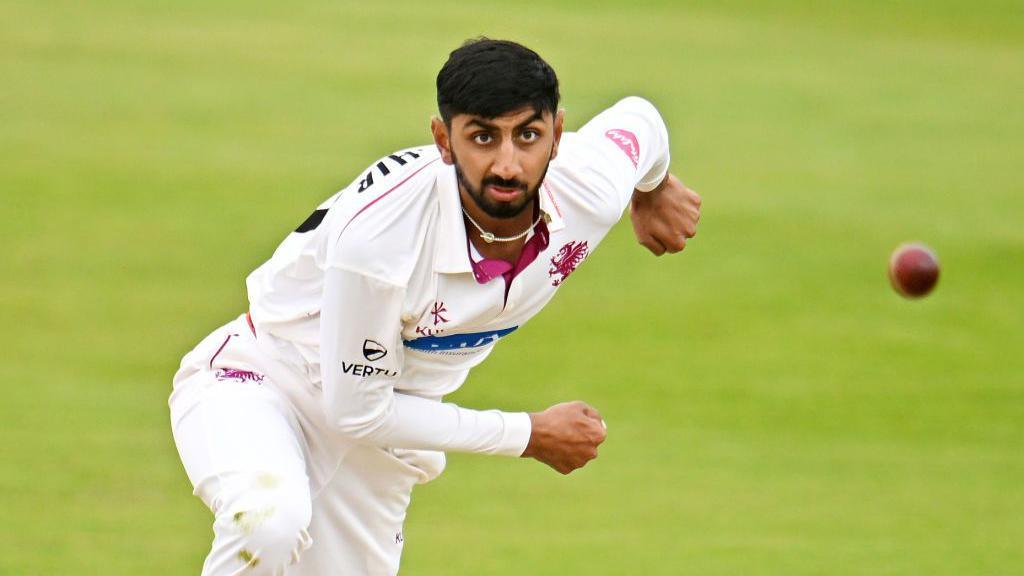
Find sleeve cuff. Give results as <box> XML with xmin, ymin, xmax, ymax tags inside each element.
<box><xmin>495</xmin><ymin>411</ymin><xmax>533</xmax><ymax>457</ymax></box>
<box><xmin>635</xmin><ymin>163</ymin><xmax>669</xmax><ymax>192</ymax></box>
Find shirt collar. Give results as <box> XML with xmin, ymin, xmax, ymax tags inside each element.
<box><xmin>434</xmin><ymin>165</ymin><xmax>566</xmax><ymax>274</ymax></box>
<box><xmin>467</xmin><ymin>207</ymin><xmax>550</xmax><ymax>285</ymax></box>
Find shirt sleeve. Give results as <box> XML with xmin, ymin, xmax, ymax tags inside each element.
<box><xmin>576</xmin><ymin>96</ymin><xmax>671</xmax><ymax>208</ymax></box>
<box><xmin>319</xmin><ymin>265</ymin><xmax>532</xmax><ymax>456</ymax></box>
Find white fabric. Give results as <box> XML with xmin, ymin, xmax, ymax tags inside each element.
<box><xmin>173</xmin><ymin>96</ymin><xmax>671</xmax><ymax>573</ymax></box>
<box><xmin>243</xmin><ymin>96</ymin><xmax>670</xmax><ymax>456</ymax></box>
<box><xmin>172</xmin><ymin>316</ymin><xmax>441</xmax><ymax>575</ymax></box>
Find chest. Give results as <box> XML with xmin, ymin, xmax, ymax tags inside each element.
<box><xmin>400</xmin><ymin>223</ymin><xmax>603</xmax><ymax>355</ymax></box>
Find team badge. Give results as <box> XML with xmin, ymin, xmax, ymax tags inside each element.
<box><xmin>549</xmin><ymin>240</ymin><xmax>589</xmax><ymax>286</ymax></box>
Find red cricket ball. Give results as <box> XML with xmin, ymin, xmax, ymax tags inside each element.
<box><xmin>888</xmin><ymin>243</ymin><xmax>940</xmax><ymax>299</ymax></box>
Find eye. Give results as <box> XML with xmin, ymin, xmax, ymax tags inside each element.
<box><xmin>472</xmin><ymin>132</ymin><xmax>493</xmax><ymax>145</ymax></box>
<box><xmin>521</xmin><ymin>129</ymin><xmax>540</xmax><ymax>143</ymax></box>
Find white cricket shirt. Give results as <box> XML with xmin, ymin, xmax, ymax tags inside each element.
<box><xmin>245</xmin><ymin>97</ymin><xmax>670</xmax><ymax>457</ymax></box>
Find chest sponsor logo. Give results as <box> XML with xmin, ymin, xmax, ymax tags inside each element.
<box><xmin>363</xmin><ymin>339</ymin><xmax>387</xmax><ymax>361</ymax></box>
<box><xmin>416</xmin><ymin>301</ymin><xmax>450</xmax><ymax>337</ymax></box>
<box><xmin>604</xmin><ymin>129</ymin><xmax>640</xmax><ymax>167</ymax></box>
<box><xmin>342</xmin><ymin>362</ymin><xmax>398</xmax><ymax>378</ymax></box>
<box><xmin>549</xmin><ymin>240</ymin><xmax>589</xmax><ymax>286</ymax></box>
<box><xmin>404</xmin><ymin>326</ymin><xmax>518</xmax><ymax>351</ymax></box>
<box><xmin>430</xmin><ymin>301</ymin><xmax>449</xmax><ymax>325</ymax></box>
<box><xmin>415</xmin><ymin>325</ymin><xmax>444</xmax><ymax>337</ymax></box>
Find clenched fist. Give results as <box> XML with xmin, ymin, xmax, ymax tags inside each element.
<box><xmin>630</xmin><ymin>173</ymin><xmax>701</xmax><ymax>256</ymax></box>
<box><xmin>522</xmin><ymin>401</ymin><xmax>608</xmax><ymax>474</ymax></box>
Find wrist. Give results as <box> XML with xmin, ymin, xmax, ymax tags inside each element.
<box><xmin>634</xmin><ymin>173</ymin><xmax>671</xmax><ymax>201</ymax></box>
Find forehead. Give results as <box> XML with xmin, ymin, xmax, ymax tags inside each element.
<box><xmin>452</xmin><ymin>106</ymin><xmax>551</xmax><ymax>129</ymax></box>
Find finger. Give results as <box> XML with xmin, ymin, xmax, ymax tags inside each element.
<box><xmin>655</xmin><ymin>230</ymin><xmax>687</xmax><ymax>253</ymax></box>
<box><xmin>641</xmin><ymin>235</ymin><xmax>667</xmax><ymax>256</ymax></box>
<box><xmin>688</xmin><ymin>205</ymin><xmax>701</xmax><ymax>225</ymax></box>
<box><xmin>661</xmin><ymin>211</ymin><xmax>696</xmax><ymax>240</ymax></box>
<box><xmin>581</xmin><ymin>404</ymin><xmax>603</xmax><ymax>421</ymax></box>
<box><xmin>687</xmin><ymin>188</ymin><xmax>702</xmax><ymax>207</ymax></box>
<box><xmin>683</xmin><ymin>221</ymin><xmax>697</xmax><ymax>239</ymax></box>
<box><xmin>638</xmin><ymin>229</ymin><xmax>671</xmax><ymax>254</ymax></box>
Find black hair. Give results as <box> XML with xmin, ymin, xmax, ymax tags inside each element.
<box><xmin>436</xmin><ymin>38</ymin><xmax>560</xmax><ymax>125</ymax></box>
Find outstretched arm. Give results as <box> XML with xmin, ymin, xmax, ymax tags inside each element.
<box><xmin>321</xmin><ymin>266</ymin><xmax>609</xmax><ymax>472</ymax></box>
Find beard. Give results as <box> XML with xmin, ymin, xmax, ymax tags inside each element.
<box><xmin>453</xmin><ymin>151</ymin><xmax>550</xmax><ymax>219</ymax></box>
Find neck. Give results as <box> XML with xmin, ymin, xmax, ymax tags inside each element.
<box><xmin>460</xmin><ymin>189</ymin><xmax>537</xmax><ymax>264</ymax></box>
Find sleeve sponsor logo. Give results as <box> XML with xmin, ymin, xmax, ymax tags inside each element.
<box><xmin>403</xmin><ymin>326</ymin><xmax>518</xmax><ymax>352</ymax></box>
<box><xmin>363</xmin><ymin>339</ymin><xmax>388</xmax><ymax>362</ymax></box>
<box><xmin>342</xmin><ymin>362</ymin><xmax>398</xmax><ymax>378</ymax></box>
<box><xmin>214</xmin><ymin>368</ymin><xmax>266</xmax><ymax>384</ymax></box>
<box><xmin>604</xmin><ymin>129</ymin><xmax>640</xmax><ymax>167</ymax></box>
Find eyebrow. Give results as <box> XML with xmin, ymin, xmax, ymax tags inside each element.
<box><xmin>465</xmin><ymin>111</ymin><xmax>545</xmax><ymax>132</ymax></box>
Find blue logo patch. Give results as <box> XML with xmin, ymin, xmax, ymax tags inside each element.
<box><xmin>404</xmin><ymin>327</ymin><xmax>518</xmax><ymax>351</ymax></box>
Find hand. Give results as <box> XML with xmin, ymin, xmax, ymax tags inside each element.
<box><xmin>630</xmin><ymin>173</ymin><xmax>701</xmax><ymax>256</ymax></box>
<box><xmin>522</xmin><ymin>401</ymin><xmax>608</xmax><ymax>474</ymax></box>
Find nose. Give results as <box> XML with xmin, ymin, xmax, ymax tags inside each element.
<box><xmin>491</xmin><ymin>139</ymin><xmax>522</xmax><ymax>181</ymax></box>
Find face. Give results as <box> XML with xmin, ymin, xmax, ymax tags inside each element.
<box><xmin>432</xmin><ymin>106</ymin><xmax>564</xmax><ymax>219</ymax></box>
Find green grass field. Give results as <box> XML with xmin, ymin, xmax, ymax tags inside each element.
<box><xmin>2</xmin><ymin>0</ymin><xmax>1022</xmax><ymax>574</ymax></box>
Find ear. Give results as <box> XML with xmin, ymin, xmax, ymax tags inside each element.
<box><xmin>431</xmin><ymin>117</ymin><xmax>454</xmax><ymax>165</ymax></box>
<box><xmin>549</xmin><ymin>109</ymin><xmax>566</xmax><ymax>161</ymax></box>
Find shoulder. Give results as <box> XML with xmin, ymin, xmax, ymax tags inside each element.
<box><xmin>546</xmin><ymin>97</ymin><xmax>670</xmax><ymax>220</ymax></box>
<box><xmin>581</xmin><ymin>96</ymin><xmax>665</xmax><ymax>128</ymax></box>
<box><xmin>324</xmin><ymin>146</ymin><xmax>445</xmax><ymax>284</ymax></box>
<box><xmin>575</xmin><ymin>96</ymin><xmax>668</xmax><ymax>155</ymax></box>
<box><xmin>546</xmin><ymin>134</ymin><xmax>624</xmax><ymax>224</ymax></box>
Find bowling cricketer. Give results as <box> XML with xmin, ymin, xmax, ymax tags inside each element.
<box><xmin>170</xmin><ymin>37</ymin><xmax>701</xmax><ymax>575</ymax></box>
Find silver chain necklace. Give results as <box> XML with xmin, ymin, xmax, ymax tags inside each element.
<box><xmin>462</xmin><ymin>207</ymin><xmax>542</xmax><ymax>244</ymax></box>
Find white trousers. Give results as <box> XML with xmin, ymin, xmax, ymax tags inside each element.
<box><xmin>170</xmin><ymin>316</ymin><xmax>445</xmax><ymax>575</ymax></box>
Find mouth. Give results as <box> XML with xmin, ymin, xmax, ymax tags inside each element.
<box><xmin>487</xmin><ymin>184</ymin><xmax>524</xmax><ymax>202</ymax></box>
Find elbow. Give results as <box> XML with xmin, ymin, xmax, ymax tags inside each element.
<box><xmin>324</xmin><ymin>405</ymin><xmax>389</xmax><ymax>441</ymax></box>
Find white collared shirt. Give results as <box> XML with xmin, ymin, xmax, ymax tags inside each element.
<box><xmin>246</xmin><ymin>97</ymin><xmax>670</xmax><ymax>456</ymax></box>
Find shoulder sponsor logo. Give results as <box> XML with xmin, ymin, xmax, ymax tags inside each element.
<box><xmin>404</xmin><ymin>326</ymin><xmax>518</xmax><ymax>352</ymax></box>
<box><xmin>549</xmin><ymin>240</ymin><xmax>589</xmax><ymax>286</ymax></box>
<box><xmin>342</xmin><ymin>362</ymin><xmax>398</xmax><ymax>378</ymax></box>
<box><xmin>363</xmin><ymin>339</ymin><xmax>387</xmax><ymax>361</ymax></box>
<box><xmin>357</xmin><ymin>149</ymin><xmax>424</xmax><ymax>193</ymax></box>
<box><xmin>215</xmin><ymin>368</ymin><xmax>265</xmax><ymax>384</ymax></box>
<box><xmin>604</xmin><ymin>129</ymin><xmax>640</xmax><ymax>167</ymax></box>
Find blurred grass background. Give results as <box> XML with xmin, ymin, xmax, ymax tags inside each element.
<box><xmin>1</xmin><ymin>0</ymin><xmax>1022</xmax><ymax>574</ymax></box>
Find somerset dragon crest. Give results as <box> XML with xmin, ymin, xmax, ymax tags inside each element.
<box><xmin>549</xmin><ymin>240</ymin><xmax>589</xmax><ymax>286</ymax></box>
